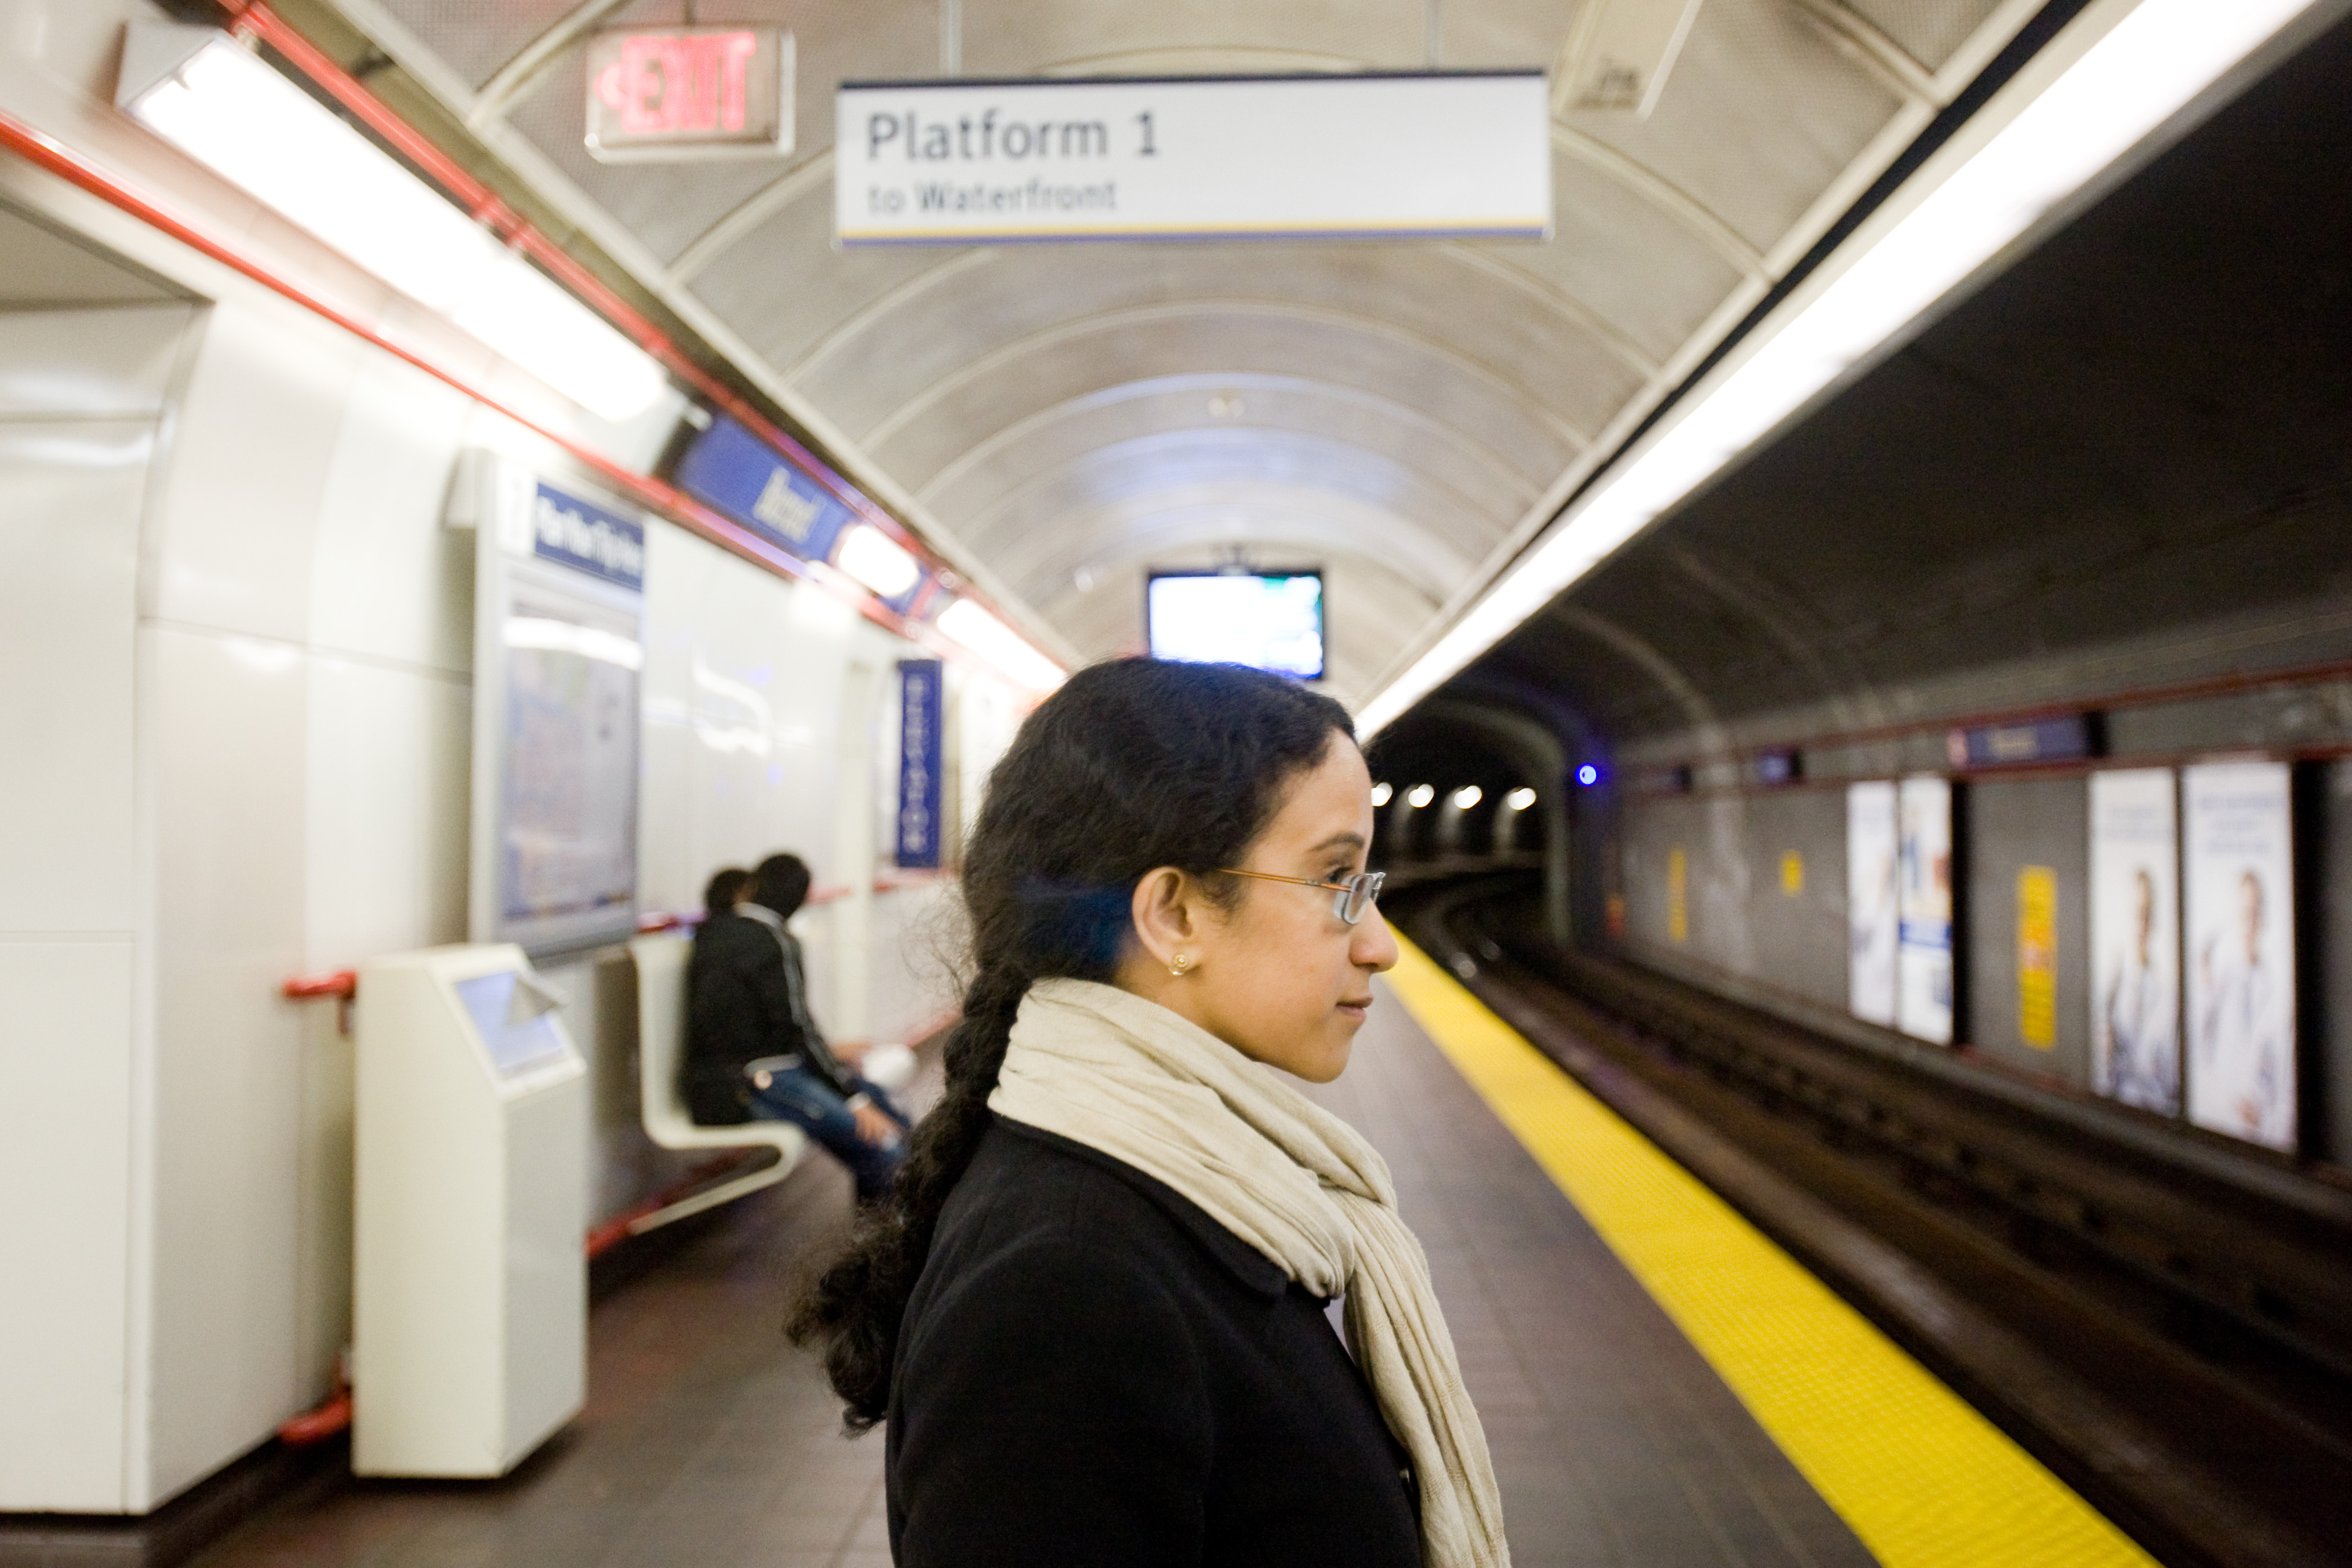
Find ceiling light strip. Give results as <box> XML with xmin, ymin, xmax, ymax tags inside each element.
<box><xmin>0</xmin><ymin>101</ymin><xmax>1045</xmax><ymax>690</ymax></box>
<box><xmin>1356</xmin><ymin>0</ymin><xmax>2319</xmax><ymax>737</ymax></box>
<box><xmin>215</xmin><ymin>0</ymin><xmax>1057</xmax><ymax>672</ymax></box>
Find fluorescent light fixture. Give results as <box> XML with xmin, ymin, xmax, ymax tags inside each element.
<box><xmin>1370</xmin><ymin>782</ymin><xmax>1394</xmax><ymax>806</ymax></box>
<box><xmin>1357</xmin><ymin>0</ymin><xmax>2318</xmax><ymax>736</ymax></box>
<box><xmin>1452</xmin><ymin>785</ymin><xmax>1484</xmax><ymax>810</ymax></box>
<box><xmin>1505</xmin><ymin>787</ymin><xmax>1537</xmax><ymax>810</ymax></box>
<box><xmin>1406</xmin><ymin>784</ymin><xmax>1435</xmax><ymax>809</ymax></box>
<box><xmin>936</xmin><ymin>598</ymin><xmax>1066</xmax><ymax>692</ymax></box>
<box><xmin>118</xmin><ymin>26</ymin><xmax>667</xmax><ymax>423</ymax></box>
<box><xmin>836</xmin><ymin>523</ymin><xmax>922</xmax><ymax>598</ymax></box>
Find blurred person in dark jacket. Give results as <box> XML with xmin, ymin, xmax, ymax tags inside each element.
<box><xmin>684</xmin><ymin>854</ymin><xmax>910</xmax><ymax>1200</ymax></box>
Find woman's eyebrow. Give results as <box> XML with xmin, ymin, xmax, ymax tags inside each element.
<box><xmin>1308</xmin><ymin>831</ymin><xmax>1366</xmax><ymax>856</ymax></box>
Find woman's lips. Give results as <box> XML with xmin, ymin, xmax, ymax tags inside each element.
<box><xmin>1337</xmin><ymin>996</ymin><xmax>1373</xmax><ymax>1020</ymax></box>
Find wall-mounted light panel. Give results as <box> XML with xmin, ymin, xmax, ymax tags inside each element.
<box><xmin>116</xmin><ymin>24</ymin><xmax>666</xmax><ymax>423</ymax></box>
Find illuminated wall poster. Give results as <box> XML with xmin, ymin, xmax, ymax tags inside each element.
<box><xmin>2016</xmin><ymin>865</ymin><xmax>2059</xmax><ymax>1050</ymax></box>
<box><xmin>2088</xmin><ymin>769</ymin><xmax>2180</xmax><ymax>1113</ymax></box>
<box><xmin>1897</xmin><ymin>776</ymin><xmax>1955</xmax><ymax>1044</ymax></box>
<box><xmin>1667</xmin><ymin>846</ymin><xmax>1689</xmax><ymax>944</ymax></box>
<box><xmin>1847</xmin><ymin>782</ymin><xmax>1898</xmax><ymax>1027</ymax></box>
<box><xmin>460</xmin><ymin>459</ymin><xmax>648</xmax><ymax>955</ymax></box>
<box><xmin>2183</xmin><ymin>762</ymin><xmax>2296</xmax><ymax>1149</ymax></box>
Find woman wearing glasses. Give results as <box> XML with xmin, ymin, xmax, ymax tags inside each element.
<box><xmin>791</xmin><ymin>658</ymin><xmax>1509</xmax><ymax>1568</ymax></box>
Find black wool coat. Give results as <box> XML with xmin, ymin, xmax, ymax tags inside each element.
<box><xmin>886</xmin><ymin>1117</ymin><xmax>1424</xmax><ymax>1568</ymax></box>
<box><xmin>682</xmin><ymin>911</ymin><xmax>849</xmax><ymax>1123</ymax></box>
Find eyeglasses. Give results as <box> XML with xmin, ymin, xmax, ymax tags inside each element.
<box><xmin>1216</xmin><ymin>867</ymin><xmax>1386</xmax><ymax>925</ymax></box>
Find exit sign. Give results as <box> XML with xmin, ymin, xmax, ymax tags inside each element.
<box><xmin>584</xmin><ymin>26</ymin><xmax>793</xmax><ymax>162</ymax></box>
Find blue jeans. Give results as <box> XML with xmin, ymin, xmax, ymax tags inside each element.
<box><xmin>746</xmin><ymin>1067</ymin><xmax>911</xmax><ymax>1202</ymax></box>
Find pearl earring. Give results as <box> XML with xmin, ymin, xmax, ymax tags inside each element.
<box><xmin>1169</xmin><ymin>952</ymin><xmax>1193</xmax><ymax>977</ymax></box>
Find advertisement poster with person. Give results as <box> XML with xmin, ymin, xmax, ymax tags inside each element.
<box><xmin>2089</xmin><ymin>770</ymin><xmax>2181</xmax><ymax>1113</ymax></box>
<box><xmin>2183</xmin><ymin>762</ymin><xmax>2296</xmax><ymax>1149</ymax></box>
<box><xmin>1847</xmin><ymin>782</ymin><xmax>1899</xmax><ymax>1027</ymax></box>
<box><xmin>1897</xmin><ymin>776</ymin><xmax>1954</xmax><ymax>1044</ymax></box>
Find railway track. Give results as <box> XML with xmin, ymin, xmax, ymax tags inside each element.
<box><xmin>1393</xmin><ymin>872</ymin><xmax>2352</xmax><ymax>1568</ymax></box>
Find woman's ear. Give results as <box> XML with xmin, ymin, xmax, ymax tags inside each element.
<box><xmin>1128</xmin><ymin>865</ymin><xmax>1202</xmax><ymax>969</ymax></box>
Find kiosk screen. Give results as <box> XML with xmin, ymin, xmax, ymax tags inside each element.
<box><xmin>455</xmin><ymin>970</ymin><xmax>572</xmax><ymax>1079</ymax></box>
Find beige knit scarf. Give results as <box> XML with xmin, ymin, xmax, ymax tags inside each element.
<box><xmin>988</xmin><ymin>977</ymin><xmax>1511</xmax><ymax>1568</ymax></box>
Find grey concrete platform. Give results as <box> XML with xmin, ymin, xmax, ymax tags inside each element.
<box><xmin>180</xmin><ymin>995</ymin><xmax>1875</xmax><ymax>1568</ymax></box>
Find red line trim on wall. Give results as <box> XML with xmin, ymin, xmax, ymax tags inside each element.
<box><xmin>0</xmin><ymin>105</ymin><xmax>964</xmax><ymax>656</ymax></box>
<box><xmin>218</xmin><ymin>0</ymin><xmax>940</xmax><ymax>563</ymax></box>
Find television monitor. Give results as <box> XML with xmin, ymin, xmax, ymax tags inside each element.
<box><xmin>1146</xmin><ymin>570</ymin><xmax>1325</xmax><ymax>681</ymax></box>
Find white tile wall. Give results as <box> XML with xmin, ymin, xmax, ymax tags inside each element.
<box><xmin>0</xmin><ymin>303</ymin><xmax>189</xmax><ymax>1512</ymax></box>
<box><xmin>143</xmin><ymin>306</ymin><xmax>357</xmax><ymax>642</ymax></box>
<box><xmin>0</xmin><ymin>230</ymin><xmax>1020</xmax><ymax>1518</ymax></box>
<box><xmin>0</xmin><ymin>938</ymin><xmax>134</xmax><ymax>1511</ymax></box>
<box><xmin>0</xmin><ymin>305</ymin><xmax>186</xmax><ymax>419</ymax></box>
<box><xmin>140</xmin><ymin>621</ymin><xmax>310</xmax><ymax>1506</ymax></box>
<box><xmin>0</xmin><ymin>417</ymin><xmax>148</xmax><ymax>933</ymax></box>
<box><xmin>306</xmin><ymin>356</ymin><xmax>474</xmax><ymax>678</ymax></box>
<box><xmin>301</xmin><ymin>654</ymin><xmax>470</xmax><ymax>967</ymax></box>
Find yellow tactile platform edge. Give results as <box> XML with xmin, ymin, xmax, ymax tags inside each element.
<box><xmin>1380</xmin><ymin>936</ymin><xmax>2156</xmax><ymax>1568</ymax></box>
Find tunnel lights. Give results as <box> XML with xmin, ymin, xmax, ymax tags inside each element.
<box><xmin>1577</xmin><ymin>764</ymin><xmax>1600</xmax><ymax>787</ymax></box>
<box><xmin>935</xmin><ymin>598</ymin><xmax>1066</xmax><ymax>692</ymax></box>
<box><xmin>1405</xmin><ymin>784</ymin><xmax>1435</xmax><ymax>809</ymax></box>
<box><xmin>835</xmin><ymin>524</ymin><xmax>922</xmax><ymax>599</ymax></box>
<box><xmin>1355</xmin><ymin>0</ymin><xmax>2322</xmax><ymax>736</ymax></box>
<box><xmin>117</xmin><ymin>26</ymin><xmax>667</xmax><ymax>424</ymax></box>
<box><xmin>1506</xmin><ymin>787</ymin><xmax>1537</xmax><ymax>810</ymax></box>
<box><xmin>1370</xmin><ymin>782</ymin><xmax>1394</xmax><ymax>806</ymax></box>
<box><xmin>1452</xmin><ymin>785</ymin><xmax>1484</xmax><ymax>810</ymax></box>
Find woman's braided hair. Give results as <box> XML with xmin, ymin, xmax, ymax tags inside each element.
<box><xmin>786</xmin><ymin>657</ymin><xmax>1353</xmax><ymax>1428</ymax></box>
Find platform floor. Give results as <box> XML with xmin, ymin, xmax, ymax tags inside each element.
<box><xmin>190</xmin><ymin>984</ymin><xmax>1879</xmax><ymax>1568</ymax></box>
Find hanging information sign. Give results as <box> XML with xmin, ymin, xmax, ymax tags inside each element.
<box><xmin>834</xmin><ymin>71</ymin><xmax>1551</xmax><ymax>246</ymax></box>
<box><xmin>672</xmin><ymin>413</ymin><xmax>855</xmax><ymax>565</ymax></box>
<box><xmin>896</xmin><ymin>660</ymin><xmax>945</xmax><ymax>869</ymax></box>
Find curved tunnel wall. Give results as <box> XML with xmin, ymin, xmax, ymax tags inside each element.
<box><xmin>1422</xmin><ymin>9</ymin><xmax>2352</xmax><ymax>1172</ymax></box>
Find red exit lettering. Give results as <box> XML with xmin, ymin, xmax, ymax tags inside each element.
<box><xmin>594</xmin><ymin>32</ymin><xmax>759</xmax><ymax>136</ymax></box>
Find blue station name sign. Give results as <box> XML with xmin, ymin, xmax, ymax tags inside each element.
<box><xmin>672</xmin><ymin>413</ymin><xmax>856</xmax><ymax>565</ymax></box>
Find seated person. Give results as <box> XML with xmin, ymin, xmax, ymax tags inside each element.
<box><xmin>684</xmin><ymin>856</ymin><xmax>912</xmax><ymax>1202</ymax></box>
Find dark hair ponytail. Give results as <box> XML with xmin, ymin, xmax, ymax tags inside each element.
<box><xmin>787</xmin><ymin>658</ymin><xmax>1353</xmax><ymax>1428</ymax></box>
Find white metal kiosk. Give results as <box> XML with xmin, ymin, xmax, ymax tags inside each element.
<box><xmin>353</xmin><ymin>943</ymin><xmax>587</xmax><ymax>1478</ymax></box>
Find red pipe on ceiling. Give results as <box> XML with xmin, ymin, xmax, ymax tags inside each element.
<box><xmin>213</xmin><ymin>0</ymin><xmax>942</xmax><ymax>563</ymax></box>
<box><xmin>0</xmin><ymin>104</ymin><xmax>971</xmax><ymax>658</ymax></box>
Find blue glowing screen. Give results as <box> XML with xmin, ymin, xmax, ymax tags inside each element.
<box><xmin>1147</xmin><ymin>573</ymin><xmax>1324</xmax><ymax>681</ymax></box>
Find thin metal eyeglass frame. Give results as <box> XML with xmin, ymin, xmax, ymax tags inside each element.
<box><xmin>1215</xmin><ymin>867</ymin><xmax>1386</xmax><ymax>925</ymax></box>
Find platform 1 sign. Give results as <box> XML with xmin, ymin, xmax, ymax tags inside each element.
<box><xmin>834</xmin><ymin>71</ymin><xmax>1551</xmax><ymax>246</ymax></box>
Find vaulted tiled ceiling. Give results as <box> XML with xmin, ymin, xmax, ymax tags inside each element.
<box><xmin>328</xmin><ymin>0</ymin><xmax>2031</xmax><ymax>703</ymax></box>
